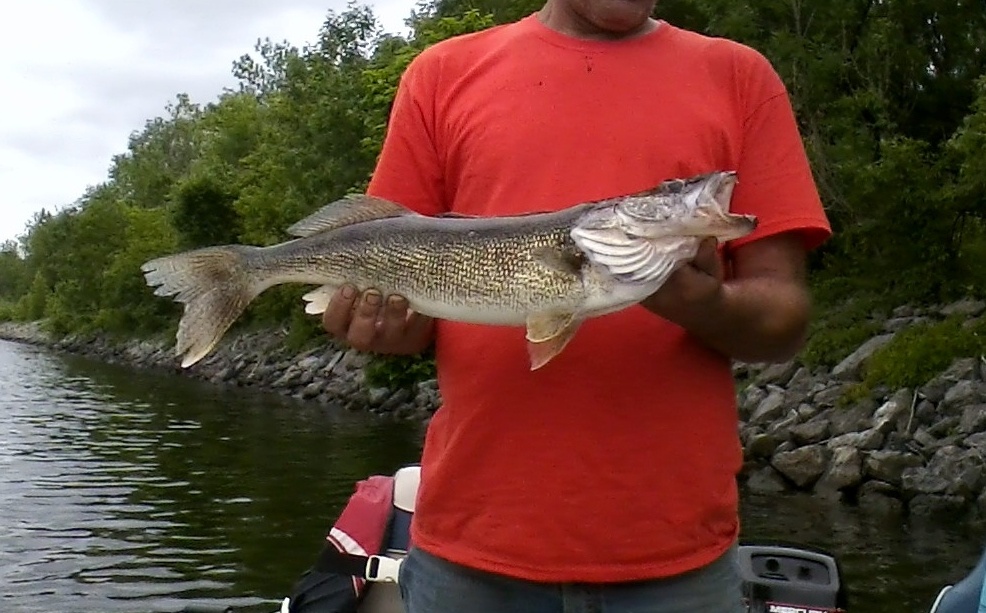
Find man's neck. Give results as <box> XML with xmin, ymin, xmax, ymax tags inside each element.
<box><xmin>537</xmin><ymin>2</ymin><xmax>658</xmax><ymax>41</ymax></box>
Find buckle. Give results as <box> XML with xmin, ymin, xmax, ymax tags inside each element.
<box><xmin>365</xmin><ymin>555</ymin><xmax>402</xmax><ymax>583</ymax></box>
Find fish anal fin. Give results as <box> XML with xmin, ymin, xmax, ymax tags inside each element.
<box><xmin>287</xmin><ymin>194</ymin><xmax>413</xmax><ymax>237</ymax></box>
<box><xmin>525</xmin><ymin>311</ymin><xmax>581</xmax><ymax>370</ymax></box>
<box><xmin>532</xmin><ymin>247</ymin><xmax>584</xmax><ymax>277</ymax></box>
<box><xmin>302</xmin><ymin>284</ymin><xmax>339</xmax><ymax>315</ymax></box>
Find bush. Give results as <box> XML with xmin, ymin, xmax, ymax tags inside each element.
<box><xmin>862</xmin><ymin>317</ymin><xmax>986</xmax><ymax>390</ymax></box>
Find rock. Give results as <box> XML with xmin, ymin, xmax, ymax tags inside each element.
<box><xmin>829</xmin><ymin>399</ymin><xmax>878</xmax><ymax>436</ymax></box>
<box><xmin>771</xmin><ymin>445</ymin><xmax>831</xmax><ymax>489</ymax></box>
<box><xmin>744</xmin><ymin>466</ymin><xmax>789</xmax><ymax>493</ymax></box>
<box><xmin>789</xmin><ymin>418</ymin><xmax>830</xmax><ymax>446</ymax></box>
<box><xmin>943</xmin><ymin>380</ymin><xmax>986</xmax><ymax>410</ymax></box>
<box><xmin>942</xmin><ymin>358</ymin><xmax>981</xmax><ymax>382</ymax></box>
<box><xmin>959</xmin><ymin>405</ymin><xmax>986</xmax><ymax>434</ymax></box>
<box><xmin>864</xmin><ymin>450</ymin><xmax>923</xmax><ymax>485</ymax></box>
<box><xmin>927</xmin><ymin>415</ymin><xmax>960</xmax><ymax>438</ymax></box>
<box><xmin>832</xmin><ymin>334</ymin><xmax>895</xmax><ymax>380</ymax></box>
<box><xmin>738</xmin><ymin>385</ymin><xmax>767</xmax><ymax>420</ymax></box>
<box><xmin>909</xmin><ymin>494</ymin><xmax>967</xmax><ymax>518</ymax></box>
<box><xmin>940</xmin><ymin>298</ymin><xmax>986</xmax><ymax>318</ymax></box>
<box><xmin>750</xmin><ymin>387</ymin><xmax>787</xmax><ymax>425</ymax></box>
<box><xmin>812</xmin><ymin>383</ymin><xmax>852</xmax><ymax>407</ymax></box>
<box><xmin>858</xmin><ymin>480</ymin><xmax>905</xmax><ymax>515</ymax></box>
<box><xmin>795</xmin><ymin>403</ymin><xmax>819</xmax><ymax>421</ymax></box>
<box><xmin>817</xmin><ymin>447</ymin><xmax>863</xmax><ymax>492</ymax></box>
<box><xmin>873</xmin><ymin>389</ymin><xmax>913</xmax><ymax>434</ymax></box>
<box><xmin>366</xmin><ymin>387</ymin><xmax>391</xmax><ymax>406</ymax></box>
<box><xmin>746</xmin><ymin>432</ymin><xmax>783</xmax><ymax>459</ymax></box>
<box><xmin>901</xmin><ymin>446</ymin><xmax>985</xmax><ymax>498</ymax></box>
<box><xmin>827</xmin><ymin>428</ymin><xmax>884</xmax><ymax>450</ymax></box>
<box><xmin>787</xmin><ymin>368</ymin><xmax>815</xmax><ymax>394</ymax></box>
<box><xmin>755</xmin><ymin>361</ymin><xmax>799</xmax><ymax>387</ymax></box>
<box><xmin>964</xmin><ymin>432</ymin><xmax>986</xmax><ymax>450</ymax></box>
<box><xmin>300</xmin><ymin>381</ymin><xmax>323</xmax><ymax>399</ymax></box>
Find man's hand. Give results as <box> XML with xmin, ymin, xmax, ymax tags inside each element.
<box><xmin>644</xmin><ymin>237</ymin><xmax>725</xmax><ymax>326</ymax></box>
<box><xmin>322</xmin><ymin>285</ymin><xmax>435</xmax><ymax>355</ymax></box>
<box><xmin>641</xmin><ymin>232</ymin><xmax>811</xmax><ymax>364</ymax></box>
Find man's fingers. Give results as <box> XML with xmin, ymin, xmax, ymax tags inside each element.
<box><xmin>691</xmin><ymin>237</ymin><xmax>723</xmax><ymax>280</ymax></box>
<box><xmin>322</xmin><ymin>285</ymin><xmax>359</xmax><ymax>338</ymax></box>
<box><xmin>346</xmin><ymin>290</ymin><xmax>384</xmax><ymax>351</ymax></box>
<box><xmin>376</xmin><ymin>295</ymin><xmax>411</xmax><ymax>346</ymax></box>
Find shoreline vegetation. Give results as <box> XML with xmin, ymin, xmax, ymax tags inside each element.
<box><xmin>2</xmin><ymin>2</ymin><xmax>986</xmax><ymax>521</ymax></box>
<box><xmin>5</xmin><ymin>294</ymin><xmax>986</xmax><ymax>522</ymax></box>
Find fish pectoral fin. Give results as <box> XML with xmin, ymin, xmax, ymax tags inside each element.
<box><xmin>287</xmin><ymin>194</ymin><xmax>414</xmax><ymax>237</ymax></box>
<box><xmin>525</xmin><ymin>311</ymin><xmax>581</xmax><ymax>370</ymax></box>
<box><xmin>302</xmin><ymin>284</ymin><xmax>339</xmax><ymax>315</ymax></box>
<box><xmin>532</xmin><ymin>247</ymin><xmax>584</xmax><ymax>277</ymax></box>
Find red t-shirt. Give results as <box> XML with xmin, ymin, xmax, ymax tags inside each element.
<box><xmin>366</xmin><ymin>14</ymin><xmax>831</xmax><ymax>583</ymax></box>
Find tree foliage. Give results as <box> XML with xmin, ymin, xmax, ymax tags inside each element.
<box><xmin>0</xmin><ymin>0</ymin><xmax>983</xmax><ymax>366</ymax></box>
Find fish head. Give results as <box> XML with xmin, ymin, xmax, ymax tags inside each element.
<box><xmin>614</xmin><ymin>171</ymin><xmax>756</xmax><ymax>242</ymax></box>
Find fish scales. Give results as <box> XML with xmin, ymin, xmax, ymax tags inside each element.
<box><xmin>140</xmin><ymin>171</ymin><xmax>756</xmax><ymax>369</ymax></box>
<box><xmin>268</xmin><ymin>206</ymin><xmax>591</xmax><ymax>313</ymax></box>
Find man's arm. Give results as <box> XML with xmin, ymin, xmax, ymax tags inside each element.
<box><xmin>642</xmin><ymin>231</ymin><xmax>810</xmax><ymax>364</ymax></box>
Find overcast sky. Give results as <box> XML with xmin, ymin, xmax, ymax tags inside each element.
<box><xmin>0</xmin><ymin>0</ymin><xmax>419</xmax><ymax>245</ymax></box>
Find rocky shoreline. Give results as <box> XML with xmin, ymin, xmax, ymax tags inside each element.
<box><xmin>4</xmin><ymin>299</ymin><xmax>986</xmax><ymax>521</ymax></box>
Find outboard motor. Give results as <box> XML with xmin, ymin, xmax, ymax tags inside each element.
<box><xmin>929</xmin><ymin>545</ymin><xmax>986</xmax><ymax>613</ymax></box>
<box><xmin>737</xmin><ymin>542</ymin><xmax>847</xmax><ymax>613</ymax></box>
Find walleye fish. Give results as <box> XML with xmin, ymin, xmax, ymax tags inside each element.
<box><xmin>141</xmin><ymin>171</ymin><xmax>756</xmax><ymax>370</ymax></box>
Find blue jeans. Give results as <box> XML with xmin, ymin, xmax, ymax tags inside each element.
<box><xmin>398</xmin><ymin>544</ymin><xmax>744</xmax><ymax>613</ymax></box>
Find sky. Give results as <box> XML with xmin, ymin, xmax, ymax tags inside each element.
<box><xmin>0</xmin><ymin>0</ymin><xmax>419</xmax><ymax>245</ymax></box>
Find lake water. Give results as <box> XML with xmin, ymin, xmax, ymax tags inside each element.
<box><xmin>1</xmin><ymin>339</ymin><xmax>983</xmax><ymax>612</ymax></box>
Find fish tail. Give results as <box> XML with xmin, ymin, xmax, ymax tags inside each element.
<box><xmin>141</xmin><ymin>245</ymin><xmax>270</xmax><ymax>368</ymax></box>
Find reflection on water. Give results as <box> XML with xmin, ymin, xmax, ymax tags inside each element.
<box><xmin>0</xmin><ymin>338</ymin><xmax>983</xmax><ymax>612</ymax></box>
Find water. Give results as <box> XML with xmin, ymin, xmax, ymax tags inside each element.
<box><xmin>0</xmin><ymin>338</ymin><xmax>984</xmax><ymax>612</ymax></box>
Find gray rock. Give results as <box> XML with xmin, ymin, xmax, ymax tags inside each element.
<box><xmin>771</xmin><ymin>445</ymin><xmax>831</xmax><ymax>489</ymax></box>
<box><xmin>827</xmin><ymin>428</ymin><xmax>884</xmax><ymax>450</ymax></box>
<box><xmin>832</xmin><ymin>334</ymin><xmax>895</xmax><ymax>380</ymax></box>
<box><xmin>942</xmin><ymin>358</ymin><xmax>981</xmax><ymax>382</ymax></box>
<box><xmin>787</xmin><ymin>368</ymin><xmax>815</xmax><ymax>394</ymax></box>
<box><xmin>892</xmin><ymin>305</ymin><xmax>916</xmax><ymax>317</ymax></box>
<box><xmin>367</xmin><ymin>387</ymin><xmax>391</xmax><ymax>406</ymax></box>
<box><xmin>873</xmin><ymin>389</ymin><xmax>914</xmax><ymax>434</ymax></box>
<box><xmin>789</xmin><ymin>418</ymin><xmax>830</xmax><ymax>446</ymax></box>
<box><xmin>744</xmin><ymin>466</ymin><xmax>789</xmax><ymax>493</ymax></box>
<box><xmin>796</xmin><ymin>403</ymin><xmax>819</xmax><ymax>421</ymax></box>
<box><xmin>909</xmin><ymin>494</ymin><xmax>967</xmax><ymax>518</ymax></box>
<box><xmin>756</xmin><ymin>361</ymin><xmax>799</xmax><ymax>387</ymax></box>
<box><xmin>960</xmin><ymin>405</ymin><xmax>986</xmax><ymax>434</ymax></box>
<box><xmin>738</xmin><ymin>385</ymin><xmax>767</xmax><ymax>420</ymax></box>
<box><xmin>940</xmin><ymin>298</ymin><xmax>986</xmax><ymax>318</ymax></box>
<box><xmin>964</xmin><ymin>432</ymin><xmax>986</xmax><ymax>450</ymax></box>
<box><xmin>928</xmin><ymin>415</ymin><xmax>961</xmax><ymax>438</ymax></box>
<box><xmin>944</xmin><ymin>380</ymin><xmax>986</xmax><ymax>410</ymax></box>
<box><xmin>812</xmin><ymin>383</ymin><xmax>852</xmax><ymax>407</ymax></box>
<box><xmin>864</xmin><ymin>450</ymin><xmax>923</xmax><ymax>485</ymax></box>
<box><xmin>858</xmin><ymin>480</ymin><xmax>905</xmax><ymax>515</ymax></box>
<box><xmin>883</xmin><ymin>317</ymin><xmax>916</xmax><ymax>332</ymax></box>
<box><xmin>746</xmin><ymin>432</ymin><xmax>783</xmax><ymax>459</ymax></box>
<box><xmin>750</xmin><ymin>387</ymin><xmax>787</xmax><ymax>425</ymax></box>
<box><xmin>829</xmin><ymin>399</ymin><xmax>878</xmax><ymax>436</ymax></box>
<box><xmin>901</xmin><ymin>446</ymin><xmax>985</xmax><ymax>498</ymax></box>
<box><xmin>817</xmin><ymin>447</ymin><xmax>863</xmax><ymax>492</ymax></box>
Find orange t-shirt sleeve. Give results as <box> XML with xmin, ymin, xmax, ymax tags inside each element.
<box><xmin>366</xmin><ymin>54</ymin><xmax>448</xmax><ymax>216</ymax></box>
<box><xmin>727</xmin><ymin>52</ymin><xmax>831</xmax><ymax>252</ymax></box>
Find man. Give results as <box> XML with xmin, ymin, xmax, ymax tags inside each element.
<box><xmin>323</xmin><ymin>0</ymin><xmax>831</xmax><ymax>611</ymax></box>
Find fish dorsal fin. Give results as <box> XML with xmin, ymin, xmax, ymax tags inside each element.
<box><xmin>525</xmin><ymin>311</ymin><xmax>581</xmax><ymax>370</ymax></box>
<box><xmin>571</xmin><ymin>225</ymin><xmax>696</xmax><ymax>286</ymax></box>
<box><xmin>287</xmin><ymin>194</ymin><xmax>414</xmax><ymax>237</ymax></box>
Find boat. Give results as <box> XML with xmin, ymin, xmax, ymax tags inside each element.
<box><xmin>277</xmin><ymin>465</ymin><xmax>867</xmax><ymax>613</ymax></box>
